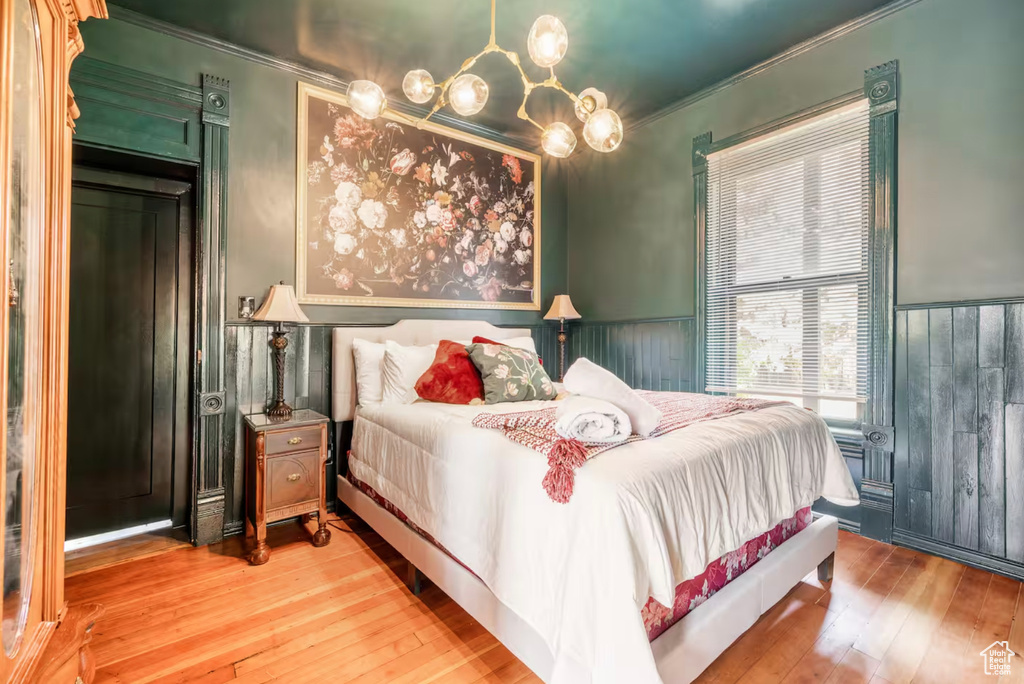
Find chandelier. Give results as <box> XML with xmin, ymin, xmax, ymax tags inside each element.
<box><xmin>344</xmin><ymin>0</ymin><xmax>623</xmax><ymax>158</ymax></box>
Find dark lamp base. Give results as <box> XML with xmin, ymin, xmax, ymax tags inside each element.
<box><xmin>266</xmin><ymin>400</ymin><xmax>293</xmax><ymax>420</ymax></box>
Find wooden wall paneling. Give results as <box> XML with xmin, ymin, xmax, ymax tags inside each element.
<box><xmin>952</xmin><ymin>307</ymin><xmax>978</xmax><ymax>432</ymax></box>
<box><xmin>222</xmin><ymin>326</ymin><xmax>241</xmax><ymax>532</ymax></box>
<box><xmin>1007</xmin><ymin>304</ymin><xmax>1024</xmax><ymax>403</ymax></box>
<box><xmin>979</xmin><ymin>305</ymin><xmax>1005</xmax><ymax>368</ymax></box>
<box><xmin>565</xmin><ymin>318</ymin><xmax>695</xmax><ymax>393</ymax></box>
<box><xmin>282</xmin><ymin>324</ymin><xmax>299</xmax><ymax>409</ymax></box>
<box><xmin>640</xmin><ymin>325</ymin><xmax>651</xmax><ymax>389</ymax></box>
<box><xmin>928</xmin><ymin>309</ymin><xmax>953</xmax><ymax>367</ymax></box>
<box><xmin>896</xmin><ymin>301</ymin><xmax>1024</xmax><ymax>580</ymax></box>
<box><xmin>632</xmin><ymin>324</ymin><xmax>641</xmax><ymax>387</ymax></box>
<box><xmin>232</xmin><ymin>325</ymin><xmax>253</xmax><ymax>528</ymax></box>
<box><xmin>908</xmin><ymin>488</ymin><xmax>932</xmax><ymax>536</ymax></box>
<box><xmin>894</xmin><ymin>311</ymin><xmax>910</xmax><ymax>530</ymax></box>
<box><xmin>906</xmin><ymin>309</ymin><xmax>931</xmax><ymax>491</ymax></box>
<box><xmin>250</xmin><ymin>325</ymin><xmax>269</xmax><ymax>414</ymax></box>
<box><xmin>978</xmin><ymin>366</ymin><xmax>1005</xmax><ymax>556</ymax></box>
<box><xmin>953</xmin><ymin>431</ymin><xmax>979</xmax><ymax>550</ymax></box>
<box><xmin>308</xmin><ymin>326</ymin><xmax>325</xmax><ymax>414</ymax></box>
<box><xmin>1006</xmin><ymin>404</ymin><xmax>1024</xmax><ymax>563</ymax></box>
<box><xmin>929</xmin><ymin>363</ymin><xmax>954</xmax><ymax>543</ymax></box>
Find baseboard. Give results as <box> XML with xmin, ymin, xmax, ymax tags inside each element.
<box><xmin>222</xmin><ymin>520</ymin><xmax>244</xmax><ymax>538</ymax></box>
<box><xmin>836</xmin><ymin>516</ymin><xmax>861</xmax><ymax>535</ymax></box>
<box><xmin>858</xmin><ymin>480</ymin><xmax>894</xmax><ymax>543</ymax></box>
<box><xmin>892</xmin><ymin>529</ymin><xmax>1024</xmax><ymax>582</ymax></box>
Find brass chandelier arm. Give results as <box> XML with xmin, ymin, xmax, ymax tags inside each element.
<box><xmin>389</xmin><ymin>0</ymin><xmax>587</xmax><ymax>134</ymax></box>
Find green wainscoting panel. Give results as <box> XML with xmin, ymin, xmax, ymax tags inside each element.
<box><xmin>894</xmin><ymin>301</ymin><xmax>1024</xmax><ymax>581</ymax></box>
<box><xmin>567</xmin><ymin>318</ymin><xmax>696</xmax><ymax>393</ymax></box>
<box><xmin>71</xmin><ymin>58</ymin><xmax>203</xmax><ymax>162</ymax></box>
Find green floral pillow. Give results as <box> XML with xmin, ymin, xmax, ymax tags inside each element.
<box><xmin>466</xmin><ymin>343</ymin><xmax>557</xmax><ymax>404</ymax></box>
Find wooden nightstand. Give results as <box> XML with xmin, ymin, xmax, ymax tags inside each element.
<box><xmin>244</xmin><ymin>409</ymin><xmax>331</xmax><ymax>565</ymax></box>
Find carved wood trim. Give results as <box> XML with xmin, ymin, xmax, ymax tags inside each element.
<box><xmin>193</xmin><ymin>75</ymin><xmax>231</xmax><ymax>545</ymax></box>
<box><xmin>863</xmin><ymin>60</ymin><xmax>899</xmax><ymax>487</ymax></box>
<box><xmin>0</xmin><ymin>0</ymin><xmax>106</xmax><ymax>680</ymax></box>
<box><xmin>692</xmin><ymin>132</ymin><xmax>711</xmax><ymax>395</ymax></box>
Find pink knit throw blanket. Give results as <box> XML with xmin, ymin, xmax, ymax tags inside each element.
<box><xmin>471</xmin><ymin>391</ymin><xmax>787</xmax><ymax>504</ymax></box>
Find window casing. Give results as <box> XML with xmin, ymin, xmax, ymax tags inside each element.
<box><xmin>704</xmin><ymin>100</ymin><xmax>871</xmax><ymax>421</ymax></box>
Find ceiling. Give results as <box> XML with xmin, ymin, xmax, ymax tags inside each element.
<box><xmin>111</xmin><ymin>0</ymin><xmax>893</xmax><ymax>136</ymax></box>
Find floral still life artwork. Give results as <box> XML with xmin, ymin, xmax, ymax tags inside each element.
<box><xmin>296</xmin><ymin>83</ymin><xmax>541</xmax><ymax>310</ymax></box>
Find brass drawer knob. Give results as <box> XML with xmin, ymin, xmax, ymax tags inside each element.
<box><xmin>287</xmin><ymin>473</ymin><xmax>301</xmax><ymax>482</ymax></box>
<box><xmin>287</xmin><ymin>437</ymin><xmax>303</xmax><ymax>445</ymax></box>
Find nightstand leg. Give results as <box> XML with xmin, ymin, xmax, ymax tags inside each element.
<box><xmin>250</xmin><ymin>538</ymin><xmax>270</xmax><ymax>565</ymax></box>
<box><xmin>313</xmin><ymin>494</ymin><xmax>331</xmax><ymax>546</ymax></box>
<box><xmin>312</xmin><ymin>521</ymin><xmax>331</xmax><ymax>547</ymax></box>
<box><xmin>312</xmin><ymin>422</ymin><xmax>331</xmax><ymax>548</ymax></box>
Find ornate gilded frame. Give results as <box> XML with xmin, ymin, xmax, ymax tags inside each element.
<box><xmin>295</xmin><ymin>81</ymin><xmax>542</xmax><ymax>311</ymax></box>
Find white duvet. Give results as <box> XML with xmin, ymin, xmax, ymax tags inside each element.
<box><xmin>349</xmin><ymin>396</ymin><xmax>858</xmax><ymax>684</ymax></box>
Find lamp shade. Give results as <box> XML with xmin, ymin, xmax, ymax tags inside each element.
<box><xmin>544</xmin><ymin>294</ymin><xmax>581</xmax><ymax>321</ymax></box>
<box><xmin>252</xmin><ymin>282</ymin><xmax>310</xmax><ymax>323</ymax></box>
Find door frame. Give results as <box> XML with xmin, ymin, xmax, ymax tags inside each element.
<box><xmin>69</xmin><ymin>57</ymin><xmax>230</xmax><ymax>545</ymax></box>
<box><xmin>69</xmin><ymin>166</ymin><xmax>193</xmax><ymax>533</ymax></box>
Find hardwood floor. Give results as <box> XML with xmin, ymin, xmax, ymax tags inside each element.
<box><xmin>64</xmin><ymin>516</ymin><xmax>1023</xmax><ymax>683</ymax></box>
<box><xmin>65</xmin><ymin>530</ymin><xmax>192</xmax><ymax>578</ymax></box>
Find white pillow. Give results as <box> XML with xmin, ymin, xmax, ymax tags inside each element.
<box><xmin>352</xmin><ymin>339</ymin><xmax>386</xmax><ymax>405</ymax></box>
<box><xmin>499</xmin><ymin>336</ymin><xmax>537</xmax><ymax>353</ymax></box>
<box><xmin>381</xmin><ymin>340</ymin><xmax>438</xmax><ymax>405</ymax></box>
<box><xmin>563</xmin><ymin>357</ymin><xmax>663</xmax><ymax>436</ymax></box>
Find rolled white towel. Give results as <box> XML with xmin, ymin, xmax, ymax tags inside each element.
<box><xmin>563</xmin><ymin>358</ymin><xmax>663</xmax><ymax>437</ymax></box>
<box><xmin>555</xmin><ymin>396</ymin><xmax>632</xmax><ymax>444</ymax></box>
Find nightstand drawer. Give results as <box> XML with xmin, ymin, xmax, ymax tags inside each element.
<box><xmin>265</xmin><ymin>426</ymin><xmax>320</xmax><ymax>455</ymax></box>
<box><xmin>266</xmin><ymin>450</ymin><xmax>319</xmax><ymax>509</ymax></box>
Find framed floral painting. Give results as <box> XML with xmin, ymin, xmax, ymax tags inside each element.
<box><xmin>296</xmin><ymin>82</ymin><xmax>541</xmax><ymax>310</ymax></box>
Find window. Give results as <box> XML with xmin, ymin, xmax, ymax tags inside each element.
<box><xmin>705</xmin><ymin>100</ymin><xmax>870</xmax><ymax>421</ymax></box>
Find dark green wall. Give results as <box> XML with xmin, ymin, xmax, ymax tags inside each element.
<box><xmin>568</xmin><ymin>0</ymin><xmax>1024</xmax><ymax>320</ymax></box>
<box><xmin>77</xmin><ymin>17</ymin><xmax>568</xmax><ymax>326</ymax></box>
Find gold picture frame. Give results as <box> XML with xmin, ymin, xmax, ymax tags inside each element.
<box><xmin>296</xmin><ymin>82</ymin><xmax>541</xmax><ymax>310</ymax></box>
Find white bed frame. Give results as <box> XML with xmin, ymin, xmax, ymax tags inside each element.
<box><xmin>332</xmin><ymin>320</ymin><xmax>839</xmax><ymax>684</ymax></box>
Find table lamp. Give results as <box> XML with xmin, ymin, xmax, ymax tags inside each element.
<box><xmin>252</xmin><ymin>281</ymin><xmax>309</xmax><ymax>419</ymax></box>
<box><xmin>544</xmin><ymin>294</ymin><xmax>581</xmax><ymax>381</ymax></box>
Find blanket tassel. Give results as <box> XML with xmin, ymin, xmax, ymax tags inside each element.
<box><xmin>542</xmin><ymin>438</ymin><xmax>589</xmax><ymax>504</ymax></box>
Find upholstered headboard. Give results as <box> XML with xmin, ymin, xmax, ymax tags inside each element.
<box><xmin>331</xmin><ymin>320</ymin><xmax>533</xmax><ymax>421</ymax></box>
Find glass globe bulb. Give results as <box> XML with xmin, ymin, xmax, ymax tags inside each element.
<box><xmin>541</xmin><ymin>122</ymin><xmax>577</xmax><ymax>158</ymax></box>
<box><xmin>448</xmin><ymin>73</ymin><xmax>489</xmax><ymax>116</ymax></box>
<box><xmin>583</xmin><ymin>108</ymin><xmax>623</xmax><ymax>153</ymax></box>
<box><xmin>346</xmin><ymin>79</ymin><xmax>387</xmax><ymax>120</ymax></box>
<box><xmin>402</xmin><ymin>69</ymin><xmax>435</xmax><ymax>104</ymax></box>
<box><xmin>574</xmin><ymin>87</ymin><xmax>609</xmax><ymax>122</ymax></box>
<box><xmin>527</xmin><ymin>15</ymin><xmax>568</xmax><ymax>68</ymax></box>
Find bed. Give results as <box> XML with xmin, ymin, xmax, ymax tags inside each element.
<box><xmin>332</xmin><ymin>320</ymin><xmax>858</xmax><ymax>684</ymax></box>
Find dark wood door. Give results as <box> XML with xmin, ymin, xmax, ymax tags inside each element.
<box><xmin>66</xmin><ymin>168</ymin><xmax>192</xmax><ymax>539</ymax></box>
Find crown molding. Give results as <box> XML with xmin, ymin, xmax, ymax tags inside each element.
<box><xmin>104</xmin><ymin>4</ymin><xmax>538</xmax><ymax>151</ymax></box>
<box><xmin>628</xmin><ymin>0</ymin><xmax>926</xmax><ymax>132</ymax></box>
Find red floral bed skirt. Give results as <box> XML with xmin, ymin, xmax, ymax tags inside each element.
<box><xmin>641</xmin><ymin>506</ymin><xmax>813</xmax><ymax>640</ymax></box>
<box><xmin>346</xmin><ymin>463</ymin><xmax>812</xmax><ymax>642</ymax></box>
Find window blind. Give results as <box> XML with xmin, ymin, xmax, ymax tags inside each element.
<box><xmin>705</xmin><ymin>100</ymin><xmax>870</xmax><ymax>420</ymax></box>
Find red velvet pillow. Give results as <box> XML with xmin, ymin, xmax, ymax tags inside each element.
<box><xmin>414</xmin><ymin>340</ymin><xmax>485</xmax><ymax>404</ymax></box>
